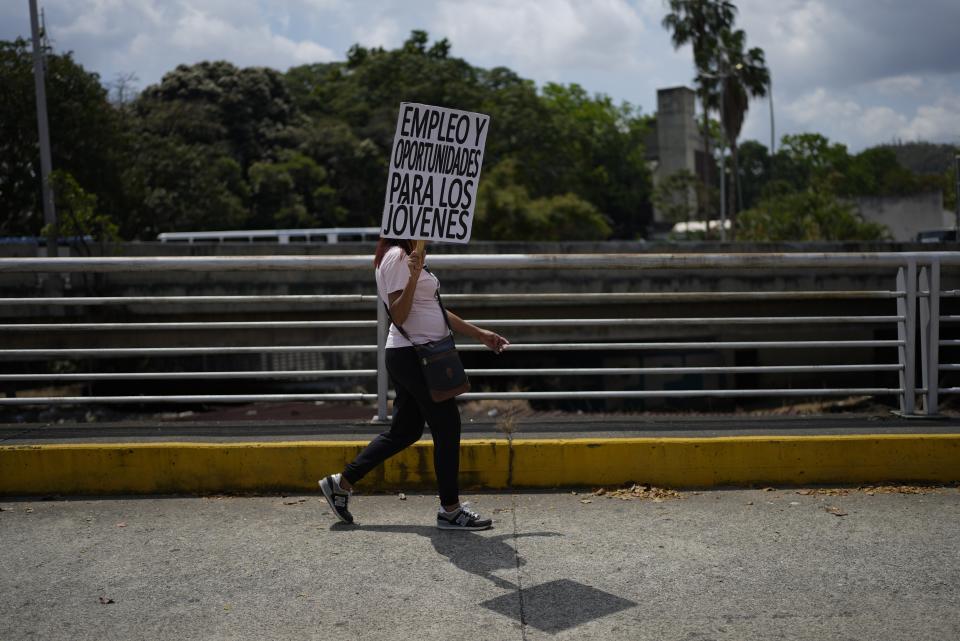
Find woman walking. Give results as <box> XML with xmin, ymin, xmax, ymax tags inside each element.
<box><xmin>320</xmin><ymin>238</ymin><xmax>509</xmax><ymax>530</ymax></box>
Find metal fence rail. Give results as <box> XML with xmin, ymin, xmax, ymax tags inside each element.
<box><xmin>1</xmin><ymin>252</ymin><xmax>956</xmax><ymax>419</ymax></box>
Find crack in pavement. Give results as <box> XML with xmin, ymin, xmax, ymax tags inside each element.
<box><xmin>510</xmin><ymin>487</ymin><xmax>528</xmax><ymax>641</ymax></box>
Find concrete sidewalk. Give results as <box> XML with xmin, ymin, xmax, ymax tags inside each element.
<box><xmin>2</xmin><ymin>487</ymin><xmax>958</xmax><ymax>640</ymax></box>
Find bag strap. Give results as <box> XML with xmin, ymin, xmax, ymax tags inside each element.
<box><xmin>381</xmin><ymin>264</ymin><xmax>452</xmax><ymax>343</ymax></box>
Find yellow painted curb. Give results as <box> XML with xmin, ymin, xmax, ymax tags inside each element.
<box><xmin>1</xmin><ymin>435</ymin><xmax>958</xmax><ymax>495</ymax></box>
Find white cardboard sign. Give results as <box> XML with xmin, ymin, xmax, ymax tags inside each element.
<box><xmin>380</xmin><ymin>102</ymin><xmax>489</xmax><ymax>244</ymax></box>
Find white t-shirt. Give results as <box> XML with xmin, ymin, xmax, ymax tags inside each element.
<box><xmin>375</xmin><ymin>246</ymin><xmax>449</xmax><ymax>348</ymax></box>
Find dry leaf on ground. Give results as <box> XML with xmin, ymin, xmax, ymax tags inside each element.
<box><xmin>796</xmin><ymin>488</ymin><xmax>851</xmax><ymax>496</ymax></box>
<box><xmin>98</xmin><ymin>597</ymin><xmax>114</xmax><ymax>604</ymax></box>
<box><xmin>860</xmin><ymin>485</ymin><xmax>941</xmax><ymax>495</ymax></box>
<box><xmin>824</xmin><ymin>506</ymin><xmax>848</xmax><ymax>517</ymax></box>
<box><xmin>599</xmin><ymin>483</ymin><xmax>684</xmax><ymax>501</ymax></box>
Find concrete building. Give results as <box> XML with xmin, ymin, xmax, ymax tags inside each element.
<box><xmin>645</xmin><ymin>87</ymin><xmax>714</xmax><ymax>231</ymax></box>
<box><xmin>855</xmin><ymin>191</ymin><xmax>951</xmax><ymax>242</ymax></box>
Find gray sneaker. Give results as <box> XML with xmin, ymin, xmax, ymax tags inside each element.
<box><xmin>436</xmin><ymin>502</ymin><xmax>492</xmax><ymax>530</ymax></box>
<box><xmin>319</xmin><ymin>474</ymin><xmax>354</xmax><ymax>524</ymax></box>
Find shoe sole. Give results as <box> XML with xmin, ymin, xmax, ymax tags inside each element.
<box><xmin>436</xmin><ymin>521</ymin><xmax>493</xmax><ymax>531</ymax></box>
<box><xmin>319</xmin><ymin>478</ymin><xmax>352</xmax><ymax>524</ymax></box>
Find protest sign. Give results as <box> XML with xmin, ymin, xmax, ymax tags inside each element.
<box><xmin>380</xmin><ymin>102</ymin><xmax>490</xmax><ymax>244</ymax></box>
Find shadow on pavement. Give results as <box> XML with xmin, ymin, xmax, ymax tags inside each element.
<box><xmin>329</xmin><ymin>522</ymin><xmax>636</xmax><ymax>632</ymax></box>
<box><xmin>331</xmin><ymin>522</ymin><xmax>560</xmax><ymax>590</ymax></box>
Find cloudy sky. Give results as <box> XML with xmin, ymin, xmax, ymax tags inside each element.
<box><xmin>3</xmin><ymin>0</ymin><xmax>959</xmax><ymax>152</ymax></box>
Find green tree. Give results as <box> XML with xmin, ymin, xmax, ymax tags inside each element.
<box><xmin>735</xmin><ymin>139</ymin><xmax>770</xmax><ymax>210</ymax></box>
<box><xmin>41</xmin><ymin>170</ymin><xmax>119</xmax><ymax>254</ymax></box>
<box><xmin>653</xmin><ymin>169</ymin><xmax>717</xmax><ymax>223</ymax></box>
<box><xmin>712</xmin><ymin>28</ymin><xmax>769</xmax><ymax>221</ymax></box>
<box><xmin>135</xmin><ymin>61</ymin><xmax>298</xmax><ymax>171</ymax></box>
<box><xmin>119</xmin><ymin>134</ymin><xmax>249</xmax><ymax>238</ymax></box>
<box><xmin>474</xmin><ymin>159</ymin><xmax>611</xmax><ymax>241</ymax></box>
<box><xmin>737</xmin><ymin>187</ymin><xmax>891</xmax><ymax>241</ymax></box>
<box><xmin>248</xmin><ymin>150</ymin><xmax>345</xmax><ymax>228</ymax></box>
<box><xmin>0</xmin><ymin>38</ymin><xmax>126</xmax><ymax>236</ymax></box>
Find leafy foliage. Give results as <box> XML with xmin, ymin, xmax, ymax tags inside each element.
<box><xmin>0</xmin><ymin>38</ymin><xmax>124</xmax><ymax>236</ymax></box>
<box><xmin>651</xmin><ymin>169</ymin><xmax>717</xmax><ymax>225</ymax></box>
<box><xmin>737</xmin><ymin>188</ymin><xmax>891</xmax><ymax>242</ymax></box>
<box><xmin>42</xmin><ymin>170</ymin><xmax>119</xmax><ymax>247</ymax></box>
<box><xmin>474</xmin><ymin>159</ymin><xmax>611</xmax><ymax>241</ymax></box>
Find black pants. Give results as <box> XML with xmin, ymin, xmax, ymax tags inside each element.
<box><xmin>342</xmin><ymin>347</ymin><xmax>462</xmax><ymax>506</ymax></box>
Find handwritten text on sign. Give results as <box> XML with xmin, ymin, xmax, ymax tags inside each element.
<box><xmin>380</xmin><ymin>103</ymin><xmax>489</xmax><ymax>244</ymax></box>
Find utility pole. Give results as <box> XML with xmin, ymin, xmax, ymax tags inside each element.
<box><xmin>29</xmin><ymin>0</ymin><xmax>58</xmax><ymax>260</ymax></box>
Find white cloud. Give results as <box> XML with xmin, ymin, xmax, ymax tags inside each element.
<box><xmin>353</xmin><ymin>17</ymin><xmax>402</xmax><ymax>49</ymax></box>
<box><xmin>900</xmin><ymin>95</ymin><xmax>960</xmax><ymax>143</ymax></box>
<box><xmin>784</xmin><ymin>88</ymin><xmax>861</xmax><ymax>127</ymax></box>
<box><xmin>868</xmin><ymin>75</ymin><xmax>925</xmax><ymax>95</ymax></box>
<box><xmin>167</xmin><ymin>6</ymin><xmax>335</xmax><ymax>68</ymax></box>
<box><xmin>770</xmin><ymin>86</ymin><xmax>960</xmax><ymax>149</ymax></box>
<box><xmin>430</xmin><ymin>0</ymin><xmax>650</xmax><ymax>75</ymax></box>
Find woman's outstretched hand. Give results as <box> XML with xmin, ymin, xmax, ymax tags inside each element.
<box><xmin>478</xmin><ymin>329</ymin><xmax>510</xmax><ymax>354</ymax></box>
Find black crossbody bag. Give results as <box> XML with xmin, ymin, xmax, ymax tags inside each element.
<box><xmin>383</xmin><ymin>270</ymin><xmax>470</xmax><ymax>402</ymax></box>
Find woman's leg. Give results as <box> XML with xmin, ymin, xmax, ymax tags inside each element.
<box><xmin>378</xmin><ymin>350</ymin><xmax>462</xmax><ymax>508</ymax></box>
<box><xmin>341</xmin><ymin>348</ymin><xmax>425</xmax><ymax>486</ymax></box>
<box><xmin>421</xmin><ymin>397</ymin><xmax>462</xmax><ymax>509</ymax></box>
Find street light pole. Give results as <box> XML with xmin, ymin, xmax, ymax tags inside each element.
<box><xmin>29</xmin><ymin>0</ymin><xmax>57</xmax><ymax>259</ymax></box>
<box><xmin>718</xmin><ymin>77</ymin><xmax>726</xmax><ymax>242</ymax></box>
<box><xmin>768</xmin><ymin>74</ymin><xmax>775</xmax><ymax>155</ymax></box>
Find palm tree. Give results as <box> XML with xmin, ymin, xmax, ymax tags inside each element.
<box><xmin>661</xmin><ymin>0</ymin><xmax>737</xmax><ymax>178</ymax></box>
<box><xmin>714</xmin><ymin>28</ymin><xmax>769</xmax><ymax>226</ymax></box>
<box><xmin>663</xmin><ymin>1</ymin><xmax>769</xmax><ymax>237</ymax></box>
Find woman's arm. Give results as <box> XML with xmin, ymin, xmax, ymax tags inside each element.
<box><xmin>446</xmin><ymin>310</ymin><xmax>510</xmax><ymax>354</ymax></box>
<box><xmin>386</xmin><ymin>250</ymin><xmax>424</xmax><ymax>325</ymax></box>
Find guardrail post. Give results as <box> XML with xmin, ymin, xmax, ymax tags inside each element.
<box><xmin>896</xmin><ymin>262</ymin><xmax>917</xmax><ymax>415</ymax></box>
<box><xmin>376</xmin><ymin>298</ymin><xmax>389</xmax><ymax>422</ymax></box>
<box><xmin>919</xmin><ymin>261</ymin><xmax>941</xmax><ymax>415</ymax></box>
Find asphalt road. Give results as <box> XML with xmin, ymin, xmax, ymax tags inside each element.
<box><xmin>2</xmin><ymin>487</ymin><xmax>959</xmax><ymax>640</ymax></box>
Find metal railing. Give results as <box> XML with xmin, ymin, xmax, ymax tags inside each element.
<box><xmin>0</xmin><ymin>252</ymin><xmax>956</xmax><ymax>420</ymax></box>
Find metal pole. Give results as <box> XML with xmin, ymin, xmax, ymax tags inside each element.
<box><xmin>768</xmin><ymin>76</ymin><xmax>775</xmax><ymax>155</ymax></box>
<box><xmin>376</xmin><ymin>298</ymin><xmax>389</xmax><ymax>422</ymax></box>
<box><xmin>919</xmin><ymin>266</ymin><xmax>930</xmax><ymax>413</ymax></box>
<box><xmin>927</xmin><ymin>260</ymin><xmax>941</xmax><ymax>415</ymax></box>
<box><xmin>719</xmin><ymin>76</ymin><xmax>727</xmax><ymax>242</ymax></box>
<box><xmin>895</xmin><ymin>263</ymin><xmax>917</xmax><ymax>415</ymax></box>
<box><xmin>29</xmin><ymin>0</ymin><xmax>57</xmax><ymax>259</ymax></box>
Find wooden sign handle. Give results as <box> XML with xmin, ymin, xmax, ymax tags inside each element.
<box><xmin>414</xmin><ymin>240</ymin><xmax>426</xmax><ymax>256</ymax></box>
